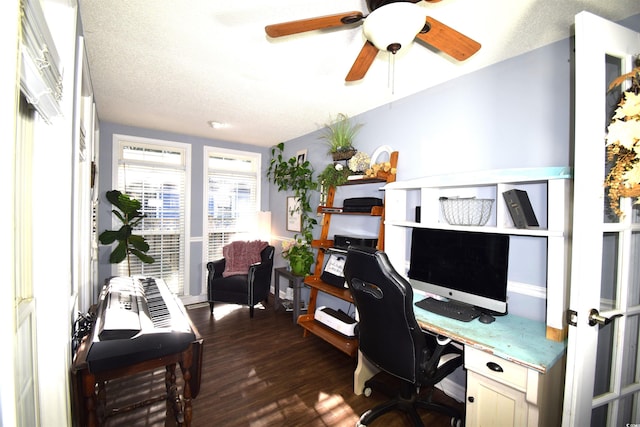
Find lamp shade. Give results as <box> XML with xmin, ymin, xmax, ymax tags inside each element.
<box><xmin>363</xmin><ymin>2</ymin><xmax>426</xmax><ymax>53</ymax></box>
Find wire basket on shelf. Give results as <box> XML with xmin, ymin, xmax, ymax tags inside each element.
<box><xmin>440</xmin><ymin>197</ymin><xmax>494</xmax><ymax>226</ymax></box>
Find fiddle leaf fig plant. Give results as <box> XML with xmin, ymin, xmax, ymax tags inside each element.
<box><xmin>99</xmin><ymin>190</ymin><xmax>155</xmax><ymax>275</ymax></box>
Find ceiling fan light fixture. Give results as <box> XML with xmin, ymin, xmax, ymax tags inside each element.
<box><xmin>363</xmin><ymin>2</ymin><xmax>425</xmax><ymax>53</ymax></box>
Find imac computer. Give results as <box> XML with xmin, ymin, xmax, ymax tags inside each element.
<box><xmin>408</xmin><ymin>228</ymin><xmax>509</xmax><ymax>321</ymax></box>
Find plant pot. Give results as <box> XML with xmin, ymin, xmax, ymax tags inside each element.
<box><xmin>332</xmin><ymin>149</ymin><xmax>357</xmax><ymax>161</ymax></box>
<box><xmin>289</xmin><ymin>257</ymin><xmax>312</xmax><ymax>276</ymax></box>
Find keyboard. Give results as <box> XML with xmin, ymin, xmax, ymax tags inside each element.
<box><xmin>415</xmin><ymin>297</ymin><xmax>481</xmax><ymax>322</ymax></box>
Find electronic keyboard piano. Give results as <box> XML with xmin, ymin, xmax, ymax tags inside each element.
<box><xmin>72</xmin><ymin>276</ymin><xmax>202</xmax><ymax>427</ymax></box>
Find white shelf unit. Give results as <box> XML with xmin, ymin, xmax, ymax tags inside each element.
<box><xmin>383</xmin><ymin>167</ymin><xmax>572</xmax><ymax>341</ymax></box>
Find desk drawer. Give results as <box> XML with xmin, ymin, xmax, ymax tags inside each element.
<box><xmin>464</xmin><ymin>346</ymin><xmax>528</xmax><ymax>391</ymax></box>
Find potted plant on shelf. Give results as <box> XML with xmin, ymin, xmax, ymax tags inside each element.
<box><xmin>318</xmin><ymin>163</ymin><xmax>351</xmax><ymax>188</ymax></box>
<box><xmin>99</xmin><ymin>189</ymin><xmax>155</xmax><ymax>276</ymax></box>
<box><xmin>267</xmin><ymin>142</ymin><xmax>318</xmax><ymax>275</ymax></box>
<box><xmin>320</xmin><ymin>113</ymin><xmax>363</xmax><ymax>161</ymax></box>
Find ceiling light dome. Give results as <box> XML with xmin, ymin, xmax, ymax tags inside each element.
<box><xmin>363</xmin><ymin>2</ymin><xmax>426</xmax><ymax>54</ymax></box>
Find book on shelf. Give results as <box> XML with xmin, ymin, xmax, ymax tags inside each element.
<box><xmin>502</xmin><ymin>189</ymin><xmax>539</xmax><ymax>229</ymax></box>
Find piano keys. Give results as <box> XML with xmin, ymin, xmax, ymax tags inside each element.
<box><xmin>72</xmin><ymin>276</ymin><xmax>202</xmax><ymax>427</ymax></box>
<box><xmin>87</xmin><ymin>276</ymin><xmax>197</xmax><ymax>372</ymax></box>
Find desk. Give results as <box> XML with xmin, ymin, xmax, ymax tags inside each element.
<box><xmin>354</xmin><ymin>293</ymin><xmax>567</xmax><ymax>427</ymax></box>
<box><xmin>273</xmin><ymin>267</ymin><xmax>306</xmax><ymax>323</ymax></box>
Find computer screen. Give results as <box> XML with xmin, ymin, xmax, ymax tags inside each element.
<box><xmin>408</xmin><ymin>228</ymin><xmax>509</xmax><ymax>314</ymax></box>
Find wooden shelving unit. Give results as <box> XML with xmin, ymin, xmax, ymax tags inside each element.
<box><xmin>297</xmin><ymin>152</ymin><xmax>399</xmax><ymax>357</ymax></box>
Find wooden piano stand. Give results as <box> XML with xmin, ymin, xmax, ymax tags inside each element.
<box><xmin>72</xmin><ymin>333</ymin><xmax>202</xmax><ymax>426</ymax></box>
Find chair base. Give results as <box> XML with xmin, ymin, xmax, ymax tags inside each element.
<box><xmin>358</xmin><ymin>379</ymin><xmax>462</xmax><ymax>427</ymax></box>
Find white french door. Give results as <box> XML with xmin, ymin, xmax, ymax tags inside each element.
<box><xmin>563</xmin><ymin>11</ymin><xmax>640</xmax><ymax>427</ymax></box>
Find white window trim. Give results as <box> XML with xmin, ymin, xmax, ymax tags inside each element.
<box><xmin>111</xmin><ymin>134</ymin><xmax>192</xmax><ymax>294</ymax></box>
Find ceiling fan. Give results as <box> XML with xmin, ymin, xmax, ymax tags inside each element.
<box><xmin>265</xmin><ymin>0</ymin><xmax>481</xmax><ymax>82</ymax></box>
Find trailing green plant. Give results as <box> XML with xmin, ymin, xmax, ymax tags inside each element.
<box><xmin>99</xmin><ymin>189</ymin><xmax>155</xmax><ymax>276</ymax></box>
<box><xmin>317</xmin><ymin>163</ymin><xmax>351</xmax><ymax>188</ymax></box>
<box><xmin>320</xmin><ymin>113</ymin><xmax>363</xmax><ymax>155</ymax></box>
<box><xmin>266</xmin><ymin>142</ymin><xmax>318</xmax><ymax>244</ymax></box>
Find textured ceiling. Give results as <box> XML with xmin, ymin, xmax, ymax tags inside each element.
<box><xmin>77</xmin><ymin>0</ymin><xmax>640</xmax><ymax>147</ymax></box>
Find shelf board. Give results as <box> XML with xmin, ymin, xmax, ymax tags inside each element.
<box><xmin>317</xmin><ymin>206</ymin><xmax>383</xmax><ymax>216</ymax></box>
<box><xmin>311</xmin><ymin>239</ymin><xmax>335</xmax><ymax>249</ymax></box>
<box><xmin>386</xmin><ymin>220</ymin><xmax>565</xmax><ymax>237</ymax></box>
<box><xmin>340</xmin><ymin>177</ymin><xmax>387</xmax><ymax>186</ymax></box>
<box><xmin>304</xmin><ymin>276</ymin><xmax>353</xmax><ymax>301</ymax></box>
<box><xmin>297</xmin><ymin>314</ymin><xmax>358</xmax><ymax>357</ymax></box>
<box><xmin>384</xmin><ymin>166</ymin><xmax>572</xmax><ymax>190</ymax></box>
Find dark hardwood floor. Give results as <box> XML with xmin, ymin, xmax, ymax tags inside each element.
<box><xmin>102</xmin><ymin>299</ymin><xmax>463</xmax><ymax>426</ymax></box>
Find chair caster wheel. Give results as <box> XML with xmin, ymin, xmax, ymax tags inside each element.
<box><xmin>450</xmin><ymin>417</ymin><xmax>463</xmax><ymax>427</ymax></box>
<box><xmin>363</xmin><ymin>387</ymin><xmax>372</xmax><ymax>397</ymax></box>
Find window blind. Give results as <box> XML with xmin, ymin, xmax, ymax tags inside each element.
<box><xmin>19</xmin><ymin>0</ymin><xmax>63</xmax><ymax>122</ymax></box>
<box><xmin>117</xmin><ymin>144</ymin><xmax>186</xmax><ymax>295</ymax></box>
<box><xmin>206</xmin><ymin>154</ymin><xmax>258</xmax><ymax>261</ymax></box>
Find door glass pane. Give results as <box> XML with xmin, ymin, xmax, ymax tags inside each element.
<box><xmin>604</xmin><ymin>53</ymin><xmax>622</xmax><ymax>224</ymax></box>
<box><xmin>622</xmin><ymin>314</ymin><xmax>640</xmax><ymax>389</ymax></box>
<box><xmin>594</xmin><ymin>320</ymin><xmax>615</xmax><ymax>396</ymax></box>
<box><xmin>601</xmin><ymin>232</ymin><xmax>619</xmax><ymax>310</ymax></box>
<box><xmin>616</xmin><ymin>392</ymin><xmax>640</xmax><ymax>426</ymax></box>
<box><xmin>591</xmin><ymin>403</ymin><xmax>607</xmax><ymax>427</ymax></box>
<box><xmin>630</xmin><ymin>231</ymin><xmax>640</xmax><ymax>306</ymax></box>
<box><xmin>632</xmin><ymin>204</ymin><xmax>640</xmax><ymax>224</ymax></box>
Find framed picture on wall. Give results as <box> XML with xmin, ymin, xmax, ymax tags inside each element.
<box><xmin>286</xmin><ymin>196</ymin><xmax>302</xmax><ymax>232</ymax></box>
<box><xmin>296</xmin><ymin>149</ymin><xmax>307</xmax><ymax>165</ymax></box>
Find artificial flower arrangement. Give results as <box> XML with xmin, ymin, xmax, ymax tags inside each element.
<box><xmin>604</xmin><ymin>69</ymin><xmax>640</xmax><ymax>217</ymax></box>
<box><xmin>347</xmin><ymin>151</ymin><xmax>371</xmax><ymax>173</ymax></box>
<box><xmin>281</xmin><ymin>237</ymin><xmax>315</xmax><ymax>276</ymax></box>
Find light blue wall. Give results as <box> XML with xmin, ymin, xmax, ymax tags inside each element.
<box><xmin>96</xmin><ymin>122</ymin><xmax>271</xmax><ymax>296</ymax></box>
<box><xmin>271</xmin><ymin>13</ymin><xmax>640</xmax><ymax>319</ymax></box>
<box><xmin>274</xmin><ymin>38</ymin><xmax>573</xmax><ymax>318</ymax></box>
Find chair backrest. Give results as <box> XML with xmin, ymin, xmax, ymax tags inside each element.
<box><xmin>261</xmin><ymin>245</ymin><xmax>275</xmax><ymax>264</ymax></box>
<box><xmin>344</xmin><ymin>246</ymin><xmax>427</xmax><ymax>384</ymax></box>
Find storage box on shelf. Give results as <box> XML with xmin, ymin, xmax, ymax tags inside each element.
<box><xmin>383</xmin><ymin>166</ymin><xmax>572</xmax><ymax>341</ymax></box>
<box><xmin>297</xmin><ymin>152</ymin><xmax>399</xmax><ymax>356</ymax></box>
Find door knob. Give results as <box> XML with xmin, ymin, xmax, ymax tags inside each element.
<box><xmin>588</xmin><ymin>308</ymin><xmax>622</xmax><ymax>326</ymax></box>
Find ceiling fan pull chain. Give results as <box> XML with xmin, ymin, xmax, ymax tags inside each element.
<box><xmin>388</xmin><ymin>51</ymin><xmax>396</xmax><ymax>95</ymax></box>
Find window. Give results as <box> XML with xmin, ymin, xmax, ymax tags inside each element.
<box><xmin>205</xmin><ymin>148</ymin><xmax>261</xmax><ymax>262</ymax></box>
<box><xmin>113</xmin><ymin>136</ymin><xmax>190</xmax><ymax>295</ymax></box>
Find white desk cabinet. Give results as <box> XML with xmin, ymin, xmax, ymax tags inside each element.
<box><xmin>383</xmin><ymin>167</ymin><xmax>572</xmax><ymax>341</ymax></box>
<box><xmin>465</xmin><ymin>346</ymin><xmax>565</xmax><ymax>427</ymax></box>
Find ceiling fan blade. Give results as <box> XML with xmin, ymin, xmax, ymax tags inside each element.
<box><xmin>265</xmin><ymin>11</ymin><xmax>363</xmax><ymax>38</ymax></box>
<box><xmin>345</xmin><ymin>41</ymin><xmax>378</xmax><ymax>82</ymax></box>
<box><xmin>416</xmin><ymin>16</ymin><xmax>481</xmax><ymax>61</ymax></box>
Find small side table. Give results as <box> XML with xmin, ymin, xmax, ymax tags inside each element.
<box><xmin>274</xmin><ymin>267</ymin><xmax>306</xmax><ymax>324</ymax></box>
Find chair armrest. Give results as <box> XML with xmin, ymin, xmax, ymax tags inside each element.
<box><xmin>248</xmin><ymin>259</ymin><xmax>273</xmax><ymax>290</ymax></box>
<box><xmin>207</xmin><ymin>259</ymin><xmax>226</xmax><ymax>280</ymax></box>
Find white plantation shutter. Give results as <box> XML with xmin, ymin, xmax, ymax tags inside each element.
<box><xmin>116</xmin><ymin>140</ymin><xmax>188</xmax><ymax>295</ymax></box>
<box><xmin>206</xmin><ymin>150</ymin><xmax>259</xmax><ymax>261</ymax></box>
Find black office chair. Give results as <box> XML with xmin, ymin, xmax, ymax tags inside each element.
<box><xmin>344</xmin><ymin>246</ymin><xmax>464</xmax><ymax>427</ymax></box>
